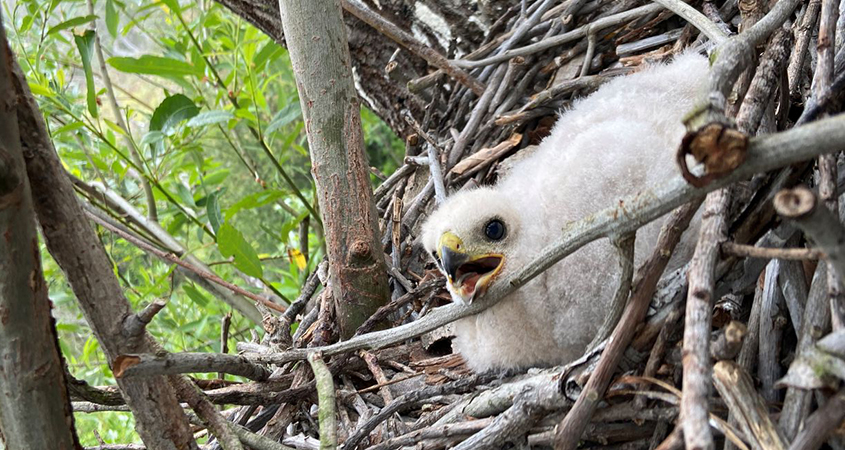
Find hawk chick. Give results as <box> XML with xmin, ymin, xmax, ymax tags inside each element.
<box><xmin>420</xmin><ymin>53</ymin><xmax>709</xmax><ymax>371</ymax></box>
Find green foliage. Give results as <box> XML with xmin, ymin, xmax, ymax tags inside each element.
<box><xmin>5</xmin><ymin>0</ymin><xmax>403</xmax><ymax>444</ymax></box>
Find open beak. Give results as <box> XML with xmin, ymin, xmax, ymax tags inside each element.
<box><xmin>437</xmin><ymin>232</ymin><xmax>504</xmax><ymax>303</ymax></box>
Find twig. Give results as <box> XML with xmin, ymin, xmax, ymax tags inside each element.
<box><xmin>759</xmin><ymin>260</ymin><xmax>786</xmax><ymax>403</ymax></box>
<box><xmin>649</xmin><ymin>0</ymin><xmax>729</xmax><ymax>44</ymax></box>
<box><xmin>231</xmin><ymin>423</ymin><xmax>297</xmax><ymax>450</ymax></box>
<box><xmin>787</xmin><ymin>0</ymin><xmax>822</xmax><ymax>96</ymax></box>
<box><xmin>341</xmin><ymin>0</ymin><xmax>484</xmax><ymax>96</ymax></box>
<box><xmin>553</xmin><ymin>200</ymin><xmax>702</xmax><ymax>450</ymax></box>
<box><xmin>87</xmin><ymin>212</ymin><xmax>285</xmax><ymax>314</ymax></box>
<box><xmin>169</xmin><ymin>375</ymin><xmax>244</xmax><ymax>450</ymax></box>
<box><xmin>113</xmin><ymin>351</ymin><xmax>270</xmax><ymax>381</ymax></box>
<box><xmin>712</xmin><ymin>361</ymin><xmax>787</xmax><ymax>450</ymax></box>
<box><xmin>367</xmin><ymin>418</ymin><xmax>493</xmax><ymax>450</ymax></box>
<box><xmin>453</xmin><ymin>382</ymin><xmax>565</xmax><ymax>450</ymax></box>
<box><xmin>735</xmin><ymin>28</ymin><xmax>794</xmax><ymax>134</ymax></box>
<box><xmin>681</xmin><ymin>188</ymin><xmax>730</xmax><ymax>450</ymax></box>
<box><xmin>308</xmin><ymin>352</ymin><xmax>337</xmax><ymax>450</ymax></box>
<box><xmin>453</xmin><ymin>4</ymin><xmax>664</xmax><ymax>69</ymax></box>
<box><xmin>340</xmin><ymin>374</ymin><xmax>494</xmax><ymax>450</ymax></box>
<box><xmin>787</xmin><ymin>387</ymin><xmax>845</xmax><ymax>450</ymax></box>
<box><xmin>588</xmin><ymin>233</ymin><xmax>635</xmax><ymax>350</ymax></box>
<box><xmin>775</xmin><ymin>187</ymin><xmax>845</xmax><ymax>281</ymax></box>
<box><xmin>402</xmin><ymin>112</ymin><xmax>447</xmax><ymax>203</ymax></box>
<box><xmin>779</xmin><ymin>263</ymin><xmax>831</xmax><ymax>439</ymax></box>
<box><xmin>721</xmin><ymin>242</ymin><xmax>822</xmax><ymax>260</ymax></box>
<box><xmin>85</xmin><ymin>0</ymin><xmax>157</xmax><ymax>221</ymax></box>
<box><xmin>123</xmin><ymin>299</ymin><xmax>167</xmax><ymax>339</ymax></box>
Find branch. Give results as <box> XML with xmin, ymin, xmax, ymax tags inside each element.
<box><xmin>681</xmin><ymin>187</ymin><xmax>730</xmax><ymax>450</ymax></box>
<box><xmin>712</xmin><ymin>361</ymin><xmax>787</xmax><ymax>450</ymax></box>
<box><xmin>649</xmin><ymin>0</ymin><xmax>730</xmax><ymax>44</ymax></box>
<box><xmin>307</xmin><ymin>352</ymin><xmax>337</xmax><ymax>450</ymax></box>
<box><xmin>774</xmin><ymin>187</ymin><xmax>845</xmax><ymax>281</ymax></box>
<box><xmin>721</xmin><ymin>242</ymin><xmax>822</xmax><ymax>260</ymax></box>
<box><xmin>453</xmin><ymin>4</ymin><xmax>664</xmax><ymax>69</ymax></box>
<box><xmin>11</xmin><ymin>33</ymin><xmax>197</xmax><ymax>450</ymax></box>
<box><xmin>113</xmin><ymin>352</ymin><xmax>271</xmax><ymax>381</ymax></box>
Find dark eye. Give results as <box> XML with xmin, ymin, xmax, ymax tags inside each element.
<box><xmin>484</xmin><ymin>219</ymin><xmax>506</xmax><ymax>241</ymax></box>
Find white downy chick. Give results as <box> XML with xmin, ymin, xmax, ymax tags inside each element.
<box><xmin>420</xmin><ymin>53</ymin><xmax>709</xmax><ymax>372</ymax></box>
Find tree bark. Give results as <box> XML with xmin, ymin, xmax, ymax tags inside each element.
<box><xmin>278</xmin><ymin>0</ymin><xmax>391</xmax><ymax>338</ymax></box>
<box><xmin>0</xmin><ymin>22</ymin><xmax>81</xmax><ymax>450</ymax></box>
<box><xmin>9</xmin><ymin>44</ymin><xmax>198</xmax><ymax>450</ymax></box>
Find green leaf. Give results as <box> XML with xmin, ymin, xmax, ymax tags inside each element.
<box><xmin>54</xmin><ymin>121</ymin><xmax>85</xmax><ymax>135</ymax></box>
<box><xmin>217</xmin><ymin>222</ymin><xmax>263</xmax><ymax>278</ymax></box>
<box><xmin>28</xmin><ymin>82</ymin><xmax>55</xmax><ymax>97</ymax></box>
<box><xmin>182</xmin><ymin>284</ymin><xmax>209</xmax><ymax>307</ymax></box>
<box><xmin>108</xmin><ymin>55</ymin><xmax>203</xmax><ymax>78</ymax></box>
<box><xmin>207</xmin><ymin>191</ymin><xmax>223</xmax><ymax>234</ymax></box>
<box><xmin>186</xmin><ymin>110</ymin><xmax>234</xmax><ymax>128</ymax></box>
<box><xmin>105</xmin><ymin>0</ymin><xmax>119</xmax><ymax>37</ymax></box>
<box><xmin>253</xmin><ymin>41</ymin><xmax>284</xmax><ymax>69</ymax></box>
<box><xmin>225</xmin><ymin>189</ymin><xmax>286</xmax><ymax>220</ymax></box>
<box><xmin>47</xmin><ymin>15</ymin><xmax>98</xmax><ymax>36</ymax></box>
<box><xmin>150</xmin><ymin>94</ymin><xmax>199</xmax><ymax>134</ymax></box>
<box><xmin>73</xmin><ymin>31</ymin><xmax>98</xmax><ymax>118</ymax></box>
<box><xmin>265</xmin><ymin>102</ymin><xmax>302</xmax><ymax>135</ymax></box>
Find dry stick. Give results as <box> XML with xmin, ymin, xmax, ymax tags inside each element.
<box><xmin>87</xmin><ymin>212</ymin><xmax>286</xmax><ymax>314</ymax></box>
<box><xmin>308</xmin><ymin>353</ymin><xmax>337</xmax><ymax>450</ymax></box>
<box><xmin>814</xmin><ymin>0</ymin><xmax>845</xmax><ymax>332</ymax></box>
<box><xmin>736</xmin><ymin>276</ymin><xmax>764</xmax><ymax>372</ymax></box>
<box><xmin>402</xmin><ymin>112</ymin><xmax>447</xmax><ymax>203</ymax></box>
<box><xmin>775</xmin><ymin>188</ymin><xmax>845</xmax><ymax>280</ymax></box>
<box><xmin>759</xmin><ymin>260</ymin><xmax>787</xmax><ymax>403</ymax></box>
<box><xmin>85</xmin><ymin>0</ymin><xmax>156</xmax><ymax>221</ymax></box>
<box><xmin>454</xmin><ymin>4</ymin><xmax>664</xmax><ymax>69</ymax></box>
<box><xmin>650</xmin><ymin>0</ymin><xmax>729</xmax><ymax>43</ymax></box>
<box><xmin>712</xmin><ymin>361</ymin><xmax>787</xmax><ymax>450</ymax></box>
<box><xmin>775</xmin><ymin>188</ymin><xmax>838</xmax><ymax>439</ymax></box>
<box><xmin>787</xmin><ymin>0</ymin><xmax>823</xmax><ymax>96</ymax></box>
<box><xmin>788</xmin><ymin>387</ymin><xmax>845</xmax><ymax>450</ymax></box>
<box><xmin>447</xmin><ymin>63</ymin><xmax>508</xmax><ymax>168</ymax></box>
<box><xmin>366</xmin><ymin>418</ymin><xmax>494</xmax><ymax>450</ymax></box>
<box><xmin>340</xmin><ymin>0</ymin><xmax>484</xmax><ymax>96</ymax></box>
<box><xmin>553</xmin><ymin>200</ymin><xmax>702</xmax><ymax>450</ymax></box>
<box><xmin>230</xmin><ymin>423</ymin><xmax>297</xmax><ymax>450</ymax></box>
<box><xmin>112</xmin><ymin>352</ymin><xmax>271</xmax><ymax>381</ymax></box>
<box><xmin>588</xmin><ymin>233</ymin><xmax>636</xmax><ymax>350</ymax></box>
<box><xmin>170</xmin><ymin>375</ymin><xmax>245</xmax><ymax>450</ymax></box>
<box><xmin>721</xmin><ymin>242</ymin><xmax>822</xmax><ymax>260</ymax></box>
<box><xmin>452</xmin><ymin>381</ymin><xmax>565</xmax><ymax>450</ymax></box>
<box><xmin>684</xmin><ymin>0</ymin><xmax>802</xmax><ymax>133</ymax></box>
<box><xmin>340</xmin><ymin>374</ymin><xmax>494</xmax><ymax>450</ymax></box>
<box><xmin>681</xmin><ymin>188</ymin><xmax>729</xmax><ymax>450</ymax></box>
<box><xmin>234</xmin><ymin>116</ymin><xmax>845</xmax><ymax>368</ymax></box>
<box><xmin>735</xmin><ymin>28</ymin><xmax>794</xmax><ymax>133</ymax></box>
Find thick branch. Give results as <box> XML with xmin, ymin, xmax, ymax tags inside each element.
<box><xmin>11</xmin><ymin>42</ymin><xmax>197</xmax><ymax>450</ymax></box>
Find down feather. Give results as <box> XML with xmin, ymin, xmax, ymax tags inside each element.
<box><xmin>420</xmin><ymin>53</ymin><xmax>709</xmax><ymax>371</ymax></box>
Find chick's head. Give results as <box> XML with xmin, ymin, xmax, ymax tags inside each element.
<box><xmin>420</xmin><ymin>188</ymin><xmax>522</xmax><ymax>304</ymax></box>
